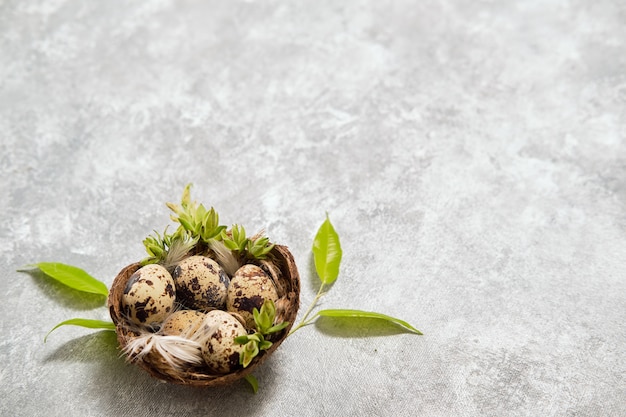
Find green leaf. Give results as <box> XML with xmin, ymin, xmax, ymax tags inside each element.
<box><xmin>248</xmin><ymin>237</ymin><xmax>274</xmax><ymax>260</ymax></box>
<box><xmin>45</xmin><ymin>318</ymin><xmax>116</xmax><ymax>342</ymax></box>
<box><xmin>258</xmin><ymin>340</ymin><xmax>272</xmax><ymax>350</ymax></box>
<box><xmin>244</xmin><ymin>374</ymin><xmax>259</xmax><ymax>394</ymax></box>
<box><xmin>252</xmin><ymin>307</ymin><xmax>260</xmax><ymax>326</ymax></box>
<box><xmin>223</xmin><ymin>239</ymin><xmax>239</xmax><ymax>251</ymax></box>
<box><xmin>178</xmin><ymin>216</ymin><xmax>194</xmax><ymax>232</ymax></box>
<box><xmin>266</xmin><ymin>321</ymin><xmax>290</xmax><ymax>334</ymax></box>
<box><xmin>247</xmin><ymin>334</ymin><xmax>261</xmax><ymax>343</ymax></box>
<box><xmin>166</xmin><ymin>202</ymin><xmax>181</xmax><ymax>215</ymax></box>
<box><xmin>196</xmin><ymin>203</ymin><xmax>207</xmax><ymax>222</ymax></box>
<box><xmin>232</xmin><ymin>224</ymin><xmax>241</xmax><ymax>242</ymax></box>
<box><xmin>259</xmin><ymin>312</ymin><xmax>272</xmax><ymax>332</ymax></box>
<box><xmin>260</xmin><ymin>299</ymin><xmax>276</xmax><ymax>320</ymax></box>
<box><xmin>241</xmin><ymin>341</ymin><xmax>259</xmax><ymax>367</ymax></box>
<box><xmin>312</xmin><ymin>214</ymin><xmax>342</xmax><ymax>285</ymax></box>
<box><xmin>317</xmin><ymin>309</ymin><xmax>423</xmax><ymax>335</ymax></box>
<box><xmin>181</xmin><ymin>183</ymin><xmax>193</xmax><ymax>207</ymax></box>
<box><xmin>26</xmin><ymin>263</ymin><xmax>109</xmax><ymax>297</ymax></box>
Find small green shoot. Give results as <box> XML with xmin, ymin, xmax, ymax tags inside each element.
<box><xmin>222</xmin><ymin>224</ymin><xmax>248</xmax><ymax>253</ymax></box>
<box><xmin>222</xmin><ymin>224</ymin><xmax>275</xmax><ymax>261</ymax></box>
<box><xmin>166</xmin><ymin>183</ymin><xmax>226</xmax><ymax>244</ymax></box>
<box><xmin>235</xmin><ymin>300</ymin><xmax>289</xmax><ymax>368</ymax></box>
<box><xmin>141</xmin><ymin>227</ymin><xmax>197</xmax><ymax>266</ymax></box>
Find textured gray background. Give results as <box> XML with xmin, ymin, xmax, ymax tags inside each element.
<box><xmin>1</xmin><ymin>1</ymin><xmax>625</xmax><ymax>416</ymax></box>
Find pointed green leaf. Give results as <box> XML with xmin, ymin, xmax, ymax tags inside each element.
<box><xmin>196</xmin><ymin>203</ymin><xmax>207</xmax><ymax>221</ymax></box>
<box><xmin>317</xmin><ymin>309</ymin><xmax>423</xmax><ymax>335</ymax></box>
<box><xmin>312</xmin><ymin>214</ymin><xmax>342</xmax><ymax>285</ymax></box>
<box><xmin>241</xmin><ymin>341</ymin><xmax>259</xmax><ymax>367</ymax></box>
<box><xmin>166</xmin><ymin>202</ymin><xmax>181</xmax><ymax>215</ymax></box>
<box><xmin>244</xmin><ymin>374</ymin><xmax>259</xmax><ymax>394</ymax></box>
<box><xmin>266</xmin><ymin>321</ymin><xmax>290</xmax><ymax>334</ymax></box>
<box><xmin>223</xmin><ymin>239</ymin><xmax>239</xmax><ymax>251</ymax></box>
<box><xmin>181</xmin><ymin>183</ymin><xmax>193</xmax><ymax>207</ymax></box>
<box><xmin>262</xmin><ymin>242</ymin><xmax>275</xmax><ymax>253</ymax></box>
<box><xmin>27</xmin><ymin>263</ymin><xmax>109</xmax><ymax>297</ymax></box>
<box><xmin>258</xmin><ymin>312</ymin><xmax>271</xmax><ymax>332</ymax></box>
<box><xmin>45</xmin><ymin>318</ymin><xmax>116</xmax><ymax>342</ymax></box>
<box><xmin>178</xmin><ymin>216</ymin><xmax>194</xmax><ymax>232</ymax></box>
<box><xmin>247</xmin><ymin>334</ymin><xmax>261</xmax><ymax>343</ymax></box>
<box><xmin>260</xmin><ymin>299</ymin><xmax>276</xmax><ymax>320</ymax></box>
<box><xmin>258</xmin><ymin>340</ymin><xmax>273</xmax><ymax>350</ymax></box>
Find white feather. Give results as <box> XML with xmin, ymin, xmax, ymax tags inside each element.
<box><xmin>209</xmin><ymin>240</ymin><xmax>242</xmax><ymax>276</ymax></box>
<box><xmin>123</xmin><ymin>333</ymin><xmax>204</xmax><ymax>369</ymax></box>
<box><xmin>162</xmin><ymin>237</ymin><xmax>196</xmax><ymax>271</ymax></box>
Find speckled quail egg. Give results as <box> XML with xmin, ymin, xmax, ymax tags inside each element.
<box><xmin>121</xmin><ymin>264</ymin><xmax>176</xmax><ymax>327</ymax></box>
<box><xmin>200</xmin><ymin>310</ymin><xmax>247</xmax><ymax>374</ymax></box>
<box><xmin>172</xmin><ymin>255</ymin><xmax>230</xmax><ymax>311</ymax></box>
<box><xmin>226</xmin><ymin>264</ymin><xmax>279</xmax><ymax>329</ymax></box>
<box><xmin>160</xmin><ymin>309</ymin><xmax>207</xmax><ymax>337</ymax></box>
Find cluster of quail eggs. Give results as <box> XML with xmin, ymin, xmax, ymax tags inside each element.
<box><xmin>120</xmin><ymin>255</ymin><xmax>278</xmax><ymax>374</ymax></box>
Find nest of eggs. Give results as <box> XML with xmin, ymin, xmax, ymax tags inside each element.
<box><xmin>108</xmin><ymin>244</ymin><xmax>300</xmax><ymax>386</ymax></box>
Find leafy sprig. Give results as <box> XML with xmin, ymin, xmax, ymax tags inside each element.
<box><xmin>222</xmin><ymin>224</ymin><xmax>248</xmax><ymax>253</ymax></box>
<box><xmin>166</xmin><ymin>183</ymin><xmax>227</xmax><ymax>244</ymax></box>
<box><xmin>141</xmin><ymin>227</ymin><xmax>197</xmax><ymax>266</ymax></box>
<box><xmin>247</xmin><ymin>235</ymin><xmax>274</xmax><ymax>260</ymax></box>
<box><xmin>159</xmin><ymin>184</ymin><xmax>273</xmax><ymax>262</ymax></box>
<box><xmin>289</xmin><ymin>214</ymin><xmax>423</xmax><ymax>336</ymax></box>
<box><xmin>17</xmin><ymin>263</ymin><xmax>116</xmax><ymax>341</ymax></box>
<box><xmin>222</xmin><ymin>225</ymin><xmax>275</xmax><ymax>261</ymax></box>
<box><xmin>234</xmin><ymin>300</ymin><xmax>290</xmax><ymax>367</ymax></box>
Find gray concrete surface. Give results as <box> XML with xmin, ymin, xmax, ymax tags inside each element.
<box><xmin>1</xmin><ymin>1</ymin><xmax>625</xmax><ymax>416</ymax></box>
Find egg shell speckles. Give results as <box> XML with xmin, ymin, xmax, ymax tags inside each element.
<box><xmin>160</xmin><ymin>310</ymin><xmax>207</xmax><ymax>337</ymax></box>
<box><xmin>121</xmin><ymin>264</ymin><xmax>176</xmax><ymax>326</ymax></box>
<box><xmin>172</xmin><ymin>256</ymin><xmax>230</xmax><ymax>311</ymax></box>
<box><xmin>227</xmin><ymin>264</ymin><xmax>279</xmax><ymax>329</ymax></box>
<box><xmin>200</xmin><ymin>310</ymin><xmax>247</xmax><ymax>374</ymax></box>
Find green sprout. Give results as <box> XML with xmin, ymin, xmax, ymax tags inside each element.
<box><xmin>141</xmin><ymin>227</ymin><xmax>197</xmax><ymax>266</ymax></box>
<box><xmin>222</xmin><ymin>225</ymin><xmax>275</xmax><ymax>261</ymax></box>
<box><xmin>166</xmin><ymin>183</ymin><xmax>226</xmax><ymax>244</ymax></box>
<box><xmin>234</xmin><ymin>300</ymin><xmax>290</xmax><ymax>368</ymax></box>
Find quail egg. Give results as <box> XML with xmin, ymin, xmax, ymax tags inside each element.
<box><xmin>200</xmin><ymin>310</ymin><xmax>247</xmax><ymax>374</ymax></box>
<box><xmin>160</xmin><ymin>309</ymin><xmax>207</xmax><ymax>338</ymax></box>
<box><xmin>226</xmin><ymin>264</ymin><xmax>279</xmax><ymax>329</ymax></box>
<box><xmin>121</xmin><ymin>264</ymin><xmax>176</xmax><ymax>327</ymax></box>
<box><xmin>172</xmin><ymin>255</ymin><xmax>230</xmax><ymax>311</ymax></box>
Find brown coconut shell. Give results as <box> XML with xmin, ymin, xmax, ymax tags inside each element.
<box><xmin>107</xmin><ymin>244</ymin><xmax>300</xmax><ymax>386</ymax></box>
